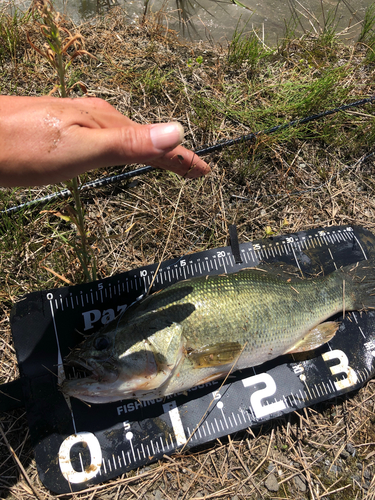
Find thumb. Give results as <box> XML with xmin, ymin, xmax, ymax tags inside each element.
<box><xmin>81</xmin><ymin>122</ymin><xmax>185</xmax><ymax>166</ymax></box>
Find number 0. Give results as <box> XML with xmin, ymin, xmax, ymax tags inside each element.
<box><xmin>59</xmin><ymin>432</ymin><xmax>102</xmax><ymax>484</ymax></box>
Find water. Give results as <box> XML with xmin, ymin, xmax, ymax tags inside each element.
<box><xmin>3</xmin><ymin>0</ymin><xmax>374</xmax><ymax>44</ymax></box>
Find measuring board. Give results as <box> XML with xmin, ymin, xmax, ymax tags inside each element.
<box><xmin>5</xmin><ymin>225</ymin><xmax>375</xmax><ymax>493</ymax></box>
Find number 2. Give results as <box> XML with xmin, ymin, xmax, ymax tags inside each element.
<box><xmin>242</xmin><ymin>373</ymin><xmax>286</xmax><ymax>418</ymax></box>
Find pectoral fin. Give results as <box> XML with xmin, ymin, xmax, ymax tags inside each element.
<box><xmin>284</xmin><ymin>321</ymin><xmax>339</xmax><ymax>354</ymax></box>
<box><xmin>188</xmin><ymin>342</ymin><xmax>243</xmax><ymax>368</ymax></box>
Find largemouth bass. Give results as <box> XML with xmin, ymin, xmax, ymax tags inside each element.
<box><xmin>62</xmin><ymin>259</ymin><xmax>375</xmax><ymax>403</ymax></box>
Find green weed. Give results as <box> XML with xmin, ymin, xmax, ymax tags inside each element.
<box><xmin>0</xmin><ymin>7</ymin><xmax>30</xmax><ymax>67</ymax></box>
<box><xmin>358</xmin><ymin>3</ymin><xmax>375</xmax><ymax>63</ymax></box>
<box><xmin>227</xmin><ymin>25</ymin><xmax>271</xmax><ymax>75</ymax></box>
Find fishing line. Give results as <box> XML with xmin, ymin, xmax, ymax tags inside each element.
<box><xmin>146</xmin><ymin>181</ymin><xmax>185</xmax><ymax>296</ymax></box>
<box><xmin>1</xmin><ymin>95</ymin><xmax>374</xmax><ymax>216</ymax></box>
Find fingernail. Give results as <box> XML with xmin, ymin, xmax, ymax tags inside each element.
<box><xmin>150</xmin><ymin>122</ymin><xmax>184</xmax><ymax>151</ymax></box>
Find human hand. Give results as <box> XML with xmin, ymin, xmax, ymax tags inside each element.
<box><xmin>0</xmin><ymin>95</ymin><xmax>210</xmax><ymax>187</ymax></box>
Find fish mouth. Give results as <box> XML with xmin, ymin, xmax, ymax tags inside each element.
<box><xmin>64</xmin><ymin>356</ymin><xmax>119</xmax><ymax>384</ymax></box>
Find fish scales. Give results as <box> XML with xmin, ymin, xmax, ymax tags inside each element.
<box><xmin>62</xmin><ymin>260</ymin><xmax>375</xmax><ymax>403</ymax></box>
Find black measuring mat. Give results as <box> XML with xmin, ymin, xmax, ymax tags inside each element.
<box><xmin>4</xmin><ymin>225</ymin><xmax>375</xmax><ymax>493</ymax></box>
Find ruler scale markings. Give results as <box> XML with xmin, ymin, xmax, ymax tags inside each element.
<box><xmin>122</xmin><ymin>450</ymin><xmax>127</xmax><ymax>465</ymax></box>
<box><xmin>310</xmin><ymin>384</ymin><xmax>318</xmax><ymax>399</ymax></box>
<box><xmin>214</xmin><ymin>419</ymin><xmax>220</xmax><ymax>432</ymax></box>
<box><xmin>291</xmin><ymin>246</ymin><xmax>302</xmax><ymax>273</ymax></box>
<box><xmin>242</xmin><ymin>409</ymin><xmax>251</xmax><ymax>422</ymax></box>
<box><xmin>231</xmin><ymin>413</ymin><xmax>238</xmax><ymax>426</ymax></box>
<box><xmin>78</xmin><ymin>453</ymin><xmax>84</xmax><ymax>474</ymax></box>
<box><xmin>305</xmin><ymin>384</ymin><xmax>313</xmax><ymax>400</ymax></box>
<box><xmin>168</xmin><ymin>434</ymin><xmax>173</xmax><ymax>448</ymax></box>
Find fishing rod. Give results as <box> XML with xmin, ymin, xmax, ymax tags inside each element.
<box><xmin>2</xmin><ymin>94</ymin><xmax>375</xmax><ymax>216</ymax></box>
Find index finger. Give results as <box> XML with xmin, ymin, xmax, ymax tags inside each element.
<box><xmin>150</xmin><ymin>146</ymin><xmax>210</xmax><ymax>178</ymax></box>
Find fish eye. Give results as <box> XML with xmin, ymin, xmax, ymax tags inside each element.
<box><xmin>94</xmin><ymin>336</ymin><xmax>110</xmax><ymax>351</ymax></box>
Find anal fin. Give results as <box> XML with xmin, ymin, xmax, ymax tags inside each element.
<box><xmin>284</xmin><ymin>321</ymin><xmax>339</xmax><ymax>354</ymax></box>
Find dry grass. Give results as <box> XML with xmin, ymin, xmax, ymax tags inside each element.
<box><xmin>1</xmin><ymin>5</ymin><xmax>375</xmax><ymax>499</ymax></box>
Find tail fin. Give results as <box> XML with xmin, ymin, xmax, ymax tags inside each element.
<box><xmin>340</xmin><ymin>259</ymin><xmax>375</xmax><ymax>310</ymax></box>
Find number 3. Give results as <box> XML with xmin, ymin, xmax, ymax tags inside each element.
<box><xmin>322</xmin><ymin>349</ymin><xmax>358</xmax><ymax>390</ymax></box>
